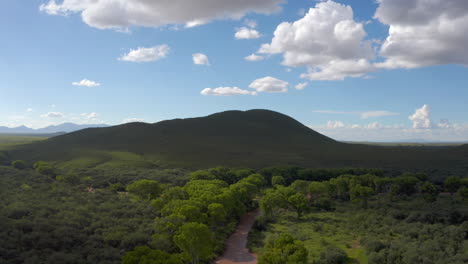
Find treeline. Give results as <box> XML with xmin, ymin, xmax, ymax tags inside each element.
<box><xmin>259</xmin><ymin>172</ymin><xmax>467</xmax><ymax>223</ymax></box>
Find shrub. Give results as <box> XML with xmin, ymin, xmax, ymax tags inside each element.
<box><xmin>11</xmin><ymin>160</ymin><xmax>27</xmax><ymax>170</ymax></box>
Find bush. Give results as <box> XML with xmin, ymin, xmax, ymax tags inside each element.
<box><xmin>110</xmin><ymin>183</ymin><xmax>126</xmax><ymax>192</ymax></box>
<box><xmin>11</xmin><ymin>160</ymin><xmax>27</xmax><ymax>170</ymax></box>
<box><xmin>319</xmin><ymin>246</ymin><xmax>348</xmax><ymax>264</ymax></box>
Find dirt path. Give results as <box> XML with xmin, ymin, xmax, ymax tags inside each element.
<box><xmin>214</xmin><ymin>209</ymin><xmax>261</xmax><ymax>264</ymax></box>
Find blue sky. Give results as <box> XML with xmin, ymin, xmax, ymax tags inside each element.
<box><xmin>1</xmin><ymin>0</ymin><xmax>467</xmax><ymax>141</ymax></box>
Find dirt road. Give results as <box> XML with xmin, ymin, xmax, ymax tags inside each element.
<box><xmin>214</xmin><ymin>209</ymin><xmax>261</xmax><ymax>264</ymax></box>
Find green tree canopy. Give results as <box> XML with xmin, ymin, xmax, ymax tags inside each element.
<box><xmin>126</xmin><ymin>179</ymin><xmax>162</xmax><ymax>200</ymax></box>
<box><xmin>444</xmin><ymin>176</ymin><xmax>462</xmax><ymax>194</ymax></box>
<box><xmin>173</xmin><ymin>222</ymin><xmax>213</xmax><ymax>264</ymax></box>
<box><xmin>288</xmin><ymin>193</ymin><xmax>309</xmax><ymax>218</ymax></box>
<box><xmin>271</xmin><ymin>176</ymin><xmax>286</xmax><ymax>186</ymax></box>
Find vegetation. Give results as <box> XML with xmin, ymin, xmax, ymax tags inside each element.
<box><xmin>1</xmin><ymin>123</ymin><xmax>467</xmax><ymax>264</ymax></box>
<box><xmin>251</xmin><ymin>170</ymin><xmax>468</xmax><ymax>264</ymax></box>
<box><xmin>6</xmin><ymin>110</ymin><xmax>468</xmax><ymax>176</ymax></box>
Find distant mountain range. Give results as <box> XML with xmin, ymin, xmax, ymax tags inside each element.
<box><xmin>0</xmin><ymin>123</ymin><xmax>109</xmax><ymax>134</ymax></box>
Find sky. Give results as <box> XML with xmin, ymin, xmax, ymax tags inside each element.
<box><xmin>1</xmin><ymin>0</ymin><xmax>467</xmax><ymax>142</ymax></box>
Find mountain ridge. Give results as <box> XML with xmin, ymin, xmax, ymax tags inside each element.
<box><xmin>7</xmin><ymin>109</ymin><xmax>468</xmax><ymax>172</ymax></box>
<box><xmin>0</xmin><ymin>123</ymin><xmax>109</xmax><ymax>134</ymax></box>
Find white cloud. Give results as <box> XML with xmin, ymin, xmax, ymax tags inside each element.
<box><xmin>295</xmin><ymin>82</ymin><xmax>308</xmax><ymax>90</ymax></box>
<box><xmin>300</xmin><ymin>59</ymin><xmax>375</xmax><ymax>81</ymax></box>
<box><xmin>438</xmin><ymin>119</ymin><xmax>452</xmax><ymax>129</ymax></box>
<box><xmin>245</xmin><ymin>54</ymin><xmax>265</xmax><ymax>61</ymax></box>
<box><xmin>235</xmin><ymin>27</ymin><xmax>261</xmax><ymax>39</ymax></box>
<box><xmin>375</xmin><ymin>0</ymin><xmax>468</xmax><ymax>69</ymax></box>
<box><xmin>185</xmin><ymin>19</ymin><xmax>208</xmax><ymax>28</ymax></box>
<box><xmin>313</xmin><ymin>110</ymin><xmax>399</xmax><ymax>119</ymax></box>
<box><xmin>249</xmin><ymin>76</ymin><xmax>289</xmax><ymax>93</ymax></box>
<box><xmin>72</xmin><ymin>79</ymin><xmax>101</xmax><ymax>87</ymax></box>
<box><xmin>326</xmin><ymin>120</ymin><xmax>345</xmax><ymax>129</ymax></box>
<box><xmin>201</xmin><ymin>87</ymin><xmax>257</xmax><ymax>96</ymax></box>
<box><xmin>311</xmin><ymin>120</ymin><xmax>468</xmax><ymax>142</ymax></box>
<box><xmin>122</xmin><ymin>118</ymin><xmax>145</xmax><ymax>123</ymax></box>
<box><xmin>259</xmin><ymin>1</ymin><xmax>375</xmax><ymax>81</ymax></box>
<box><xmin>193</xmin><ymin>53</ymin><xmax>210</xmax><ymax>66</ymax></box>
<box><xmin>39</xmin><ymin>0</ymin><xmax>284</xmax><ymax>30</ymax></box>
<box><xmin>119</xmin><ymin>45</ymin><xmax>170</xmax><ymax>62</ymax></box>
<box><xmin>409</xmin><ymin>104</ymin><xmax>433</xmax><ymax>129</ymax></box>
<box><xmin>367</xmin><ymin>122</ymin><xmax>383</xmax><ymax>129</ymax></box>
<box><xmin>81</xmin><ymin>112</ymin><xmax>98</xmax><ymax>120</ymax></box>
<box><xmin>26</xmin><ymin>108</ymin><xmax>33</xmax><ymax>112</ymax></box>
<box><xmin>41</xmin><ymin>112</ymin><xmax>64</xmax><ymax>119</ymax></box>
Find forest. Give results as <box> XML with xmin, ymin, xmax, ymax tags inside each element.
<box><xmin>1</xmin><ymin>160</ymin><xmax>467</xmax><ymax>264</ymax></box>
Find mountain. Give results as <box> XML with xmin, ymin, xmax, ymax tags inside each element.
<box><xmin>0</xmin><ymin>123</ymin><xmax>108</xmax><ymax>134</ymax></box>
<box><xmin>7</xmin><ymin>110</ymin><xmax>468</xmax><ymax>171</ymax></box>
<box><xmin>0</xmin><ymin>125</ymin><xmax>35</xmax><ymax>134</ymax></box>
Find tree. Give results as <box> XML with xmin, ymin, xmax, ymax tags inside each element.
<box><xmin>309</xmin><ymin>181</ymin><xmax>331</xmax><ymax>200</ymax></box>
<box><xmin>290</xmin><ymin>180</ymin><xmax>310</xmax><ymax>195</ymax></box>
<box><xmin>33</xmin><ymin>161</ymin><xmax>56</xmax><ymax>177</ymax></box>
<box><xmin>391</xmin><ymin>176</ymin><xmax>420</xmax><ymax>196</ymax></box>
<box><xmin>109</xmin><ymin>183</ymin><xmax>126</xmax><ymax>193</ymax></box>
<box><xmin>288</xmin><ymin>193</ymin><xmax>309</xmax><ymax>218</ymax></box>
<box><xmin>444</xmin><ymin>176</ymin><xmax>462</xmax><ymax>194</ymax></box>
<box><xmin>122</xmin><ymin>246</ymin><xmax>184</xmax><ymax>264</ymax></box>
<box><xmin>350</xmin><ymin>184</ymin><xmax>373</xmax><ymax>208</ymax></box>
<box><xmin>271</xmin><ymin>176</ymin><xmax>285</xmax><ymax>186</ymax></box>
<box><xmin>421</xmin><ymin>182</ymin><xmax>439</xmax><ymax>202</ymax></box>
<box><xmin>173</xmin><ymin>222</ymin><xmax>213</xmax><ymax>264</ymax></box>
<box><xmin>207</xmin><ymin>203</ymin><xmax>226</xmax><ymax>224</ymax></box>
<box><xmin>259</xmin><ymin>233</ymin><xmax>308</xmax><ymax>264</ymax></box>
<box><xmin>11</xmin><ymin>160</ymin><xmax>27</xmax><ymax>170</ymax></box>
<box><xmin>319</xmin><ymin>246</ymin><xmax>348</xmax><ymax>264</ymax></box>
<box><xmin>126</xmin><ymin>179</ymin><xmax>162</xmax><ymax>200</ymax></box>
<box><xmin>260</xmin><ymin>189</ymin><xmax>287</xmax><ymax>220</ymax></box>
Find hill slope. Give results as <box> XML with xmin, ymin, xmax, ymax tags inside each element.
<box><xmin>7</xmin><ymin>110</ymin><xmax>468</xmax><ymax>171</ymax></box>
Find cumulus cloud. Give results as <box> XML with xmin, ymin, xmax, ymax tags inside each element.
<box><xmin>244</xmin><ymin>54</ymin><xmax>265</xmax><ymax>61</ymax></box>
<box><xmin>375</xmin><ymin>0</ymin><xmax>468</xmax><ymax>69</ymax></box>
<box><xmin>41</xmin><ymin>112</ymin><xmax>64</xmax><ymax>118</ymax></box>
<box><xmin>235</xmin><ymin>27</ymin><xmax>261</xmax><ymax>39</ymax></box>
<box><xmin>295</xmin><ymin>82</ymin><xmax>308</xmax><ymax>90</ymax></box>
<box><xmin>409</xmin><ymin>104</ymin><xmax>433</xmax><ymax>129</ymax></box>
<box><xmin>72</xmin><ymin>79</ymin><xmax>101</xmax><ymax>87</ymax></box>
<box><xmin>26</xmin><ymin>108</ymin><xmax>33</xmax><ymax>112</ymax></box>
<box><xmin>119</xmin><ymin>45</ymin><xmax>170</xmax><ymax>62</ymax></box>
<box><xmin>259</xmin><ymin>0</ymin><xmax>375</xmax><ymax>80</ymax></box>
<box><xmin>193</xmin><ymin>53</ymin><xmax>210</xmax><ymax>66</ymax></box>
<box><xmin>249</xmin><ymin>76</ymin><xmax>289</xmax><ymax>93</ymax></box>
<box><xmin>201</xmin><ymin>87</ymin><xmax>257</xmax><ymax>96</ymax></box>
<box><xmin>39</xmin><ymin>0</ymin><xmax>284</xmax><ymax>30</ymax></box>
<box><xmin>326</xmin><ymin>121</ymin><xmax>345</xmax><ymax>129</ymax></box>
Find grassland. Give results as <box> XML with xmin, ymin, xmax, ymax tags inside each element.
<box><xmin>0</xmin><ymin>134</ymin><xmax>48</xmax><ymax>150</ymax></box>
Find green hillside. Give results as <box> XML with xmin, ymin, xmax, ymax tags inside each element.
<box><xmin>7</xmin><ymin>110</ymin><xmax>468</xmax><ymax>173</ymax></box>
